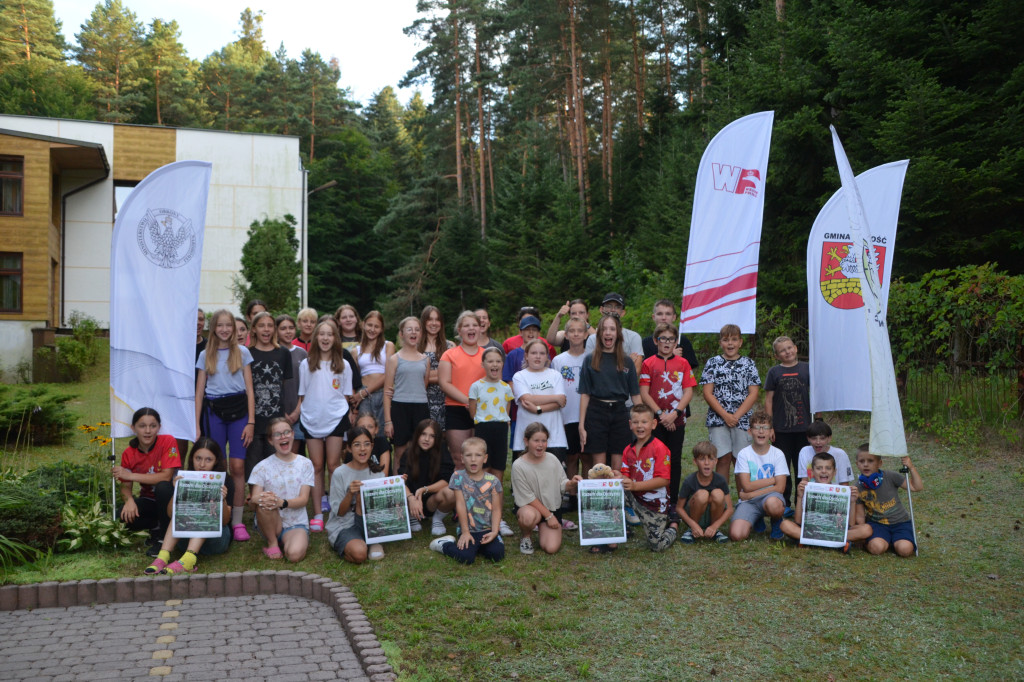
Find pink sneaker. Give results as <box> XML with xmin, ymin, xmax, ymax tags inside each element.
<box><xmin>232</xmin><ymin>524</ymin><xmax>250</xmax><ymax>542</ymax></box>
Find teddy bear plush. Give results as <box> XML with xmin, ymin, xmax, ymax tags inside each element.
<box><xmin>587</xmin><ymin>463</ymin><xmax>614</xmax><ymax>479</ymax></box>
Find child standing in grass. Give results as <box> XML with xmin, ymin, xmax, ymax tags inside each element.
<box><xmin>327</xmin><ymin>426</ymin><xmax>387</xmax><ymax>563</ymax></box>
<box><xmin>700</xmin><ymin>323</ymin><xmax>760</xmax><ymax>478</ymax></box>
<box><xmin>383</xmin><ymin>316</ymin><xmax>430</xmax><ymax>474</ymax></box>
<box><xmin>729</xmin><ymin>410</ymin><xmax>788</xmax><ymax>542</ymax></box>
<box><xmin>778</xmin><ymin>451</ymin><xmax>872</xmax><ymax>551</ymax></box>
<box><xmin>145</xmin><ymin>437</ymin><xmax>230</xmax><ymax>575</ymax></box>
<box><xmin>430</xmin><ymin>437</ymin><xmax>506</xmax><ymax>564</ymax></box>
<box><xmin>855</xmin><ymin>444</ymin><xmax>922</xmax><ymax>557</ymax></box>
<box><xmin>677</xmin><ymin>441</ymin><xmax>733</xmax><ymax>544</ymax></box>
<box><xmin>468</xmin><ymin>346</ymin><xmax>515</xmax><ymax>480</ymax></box>
<box><xmin>615</xmin><ymin>404</ymin><xmax>679</xmax><ymax>552</ymax></box>
<box><xmin>764</xmin><ymin>335</ymin><xmax>812</xmax><ymax>510</ymax></box>
<box><xmin>248</xmin><ymin>418</ymin><xmax>313</xmax><ymax>562</ymax></box>
<box><xmin>511</xmin><ymin>422</ymin><xmax>580</xmax><ymax>555</ymax></box>
<box><xmin>195</xmin><ymin>309</ymin><xmax>255</xmax><ymax>543</ymax></box>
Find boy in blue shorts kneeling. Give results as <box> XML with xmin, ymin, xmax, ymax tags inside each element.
<box><xmin>855</xmin><ymin>444</ymin><xmax>923</xmax><ymax>557</ymax></box>
<box><xmin>729</xmin><ymin>410</ymin><xmax>787</xmax><ymax>541</ymax></box>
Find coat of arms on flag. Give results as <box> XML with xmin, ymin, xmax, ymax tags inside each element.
<box><xmin>818</xmin><ymin>242</ymin><xmax>886</xmax><ymax>310</ymax></box>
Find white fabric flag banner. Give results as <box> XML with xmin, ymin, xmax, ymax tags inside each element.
<box><xmin>680</xmin><ymin>111</ymin><xmax>773</xmax><ymax>333</ymax></box>
<box><xmin>110</xmin><ymin>161</ymin><xmax>212</xmax><ymax>440</ymax></box>
<box><xmin>806</xmin><ymin>160</ymin><xmax>907</xmax><ymax>414</ymax></box>
<box><xmin>827</xmin><ymin>128</ymin><xmax>908</xmax><ymax>457</ymax></box>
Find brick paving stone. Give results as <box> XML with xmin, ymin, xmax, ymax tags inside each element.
<box><xmin>0</xmin><ymin>592</ymin><xmax>384</xmax><ymax>681</ymax></box>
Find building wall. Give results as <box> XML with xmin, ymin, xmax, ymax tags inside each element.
<box><xmin>0</xmin><ymin>136</ymin><xmax>54</xmax><ymax>322</ymax></box>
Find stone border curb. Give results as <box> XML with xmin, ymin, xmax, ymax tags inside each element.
<box><xmin>0</xmin><ymin>572</ymin><xmax>395</xmax><ymax>680</ymax></box>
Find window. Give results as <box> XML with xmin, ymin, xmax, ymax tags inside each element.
<box><xmin>0</xmin><ymin>252</ymin><xmax>22</xmax><ymax>313</ymax></box>
<box><xmin>0</xmin><ymin>157</ymin><xmax>24</xmax><ymax>216</ymax></box>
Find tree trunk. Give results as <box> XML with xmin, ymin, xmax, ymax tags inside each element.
<box><xmin>21</xmin><ymin>4</ymin><xmax>31</xmax><ymax>60</ymax></box>
<box><xmin>629</xmin><ymin>0</ymin><xmax>646</xmax><ymax>148</ymax></box>
<box><xmin>660</xmin><ymin>0</ymin><xmax>672</xmax><ymax>95</ymax></box>
<box><xmin>452</xmin><ymin>1</ymin><xmax>464</xmax><ymax>204</ymax></box>
<box><xmin>309</xmin><ymin>78</ymin><xmax>317</xmax><ymax>162</ymax></box>
<box><xmin>154</xmin><ymin>56</ymin><xmax>163</xmax><ymax>125</ymax></box>
<box><xmin>566</xmin><ymin>0</ymin><xmax>587</xmax><ymax>226</ymax></box>
<box><xmin>464</xmin><ymin>98</ymin><xmax>479</xmax><ymax>216</ymax></box>
<box><xmin>696</xmin><ymin>0</ymin><xmax>709</xmax><ymax>97</ymax></box>
<box><xmin>602</xmin><ymin>4</ymin><xmax>613</xmax><ymax>208</ymax></box>
<box><xmin>475</xmin><ymin>25</ymin><xmax>487</xmax><ymax>239</ymax></box>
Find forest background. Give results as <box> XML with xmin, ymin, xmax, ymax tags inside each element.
<box><xmin>2</xmin><ymin>0</ymin><xmax>1021</xmax><ymax>333</ymax></box>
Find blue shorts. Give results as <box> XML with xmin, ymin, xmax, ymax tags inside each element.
<box><xmin>867</xmin><ymin>520</ymin><xmax>916</xmax><ymax>550</ymax></box>
<box><xmin>279</xmin><ymin>524</ymin><xmax>309</xmax><ymax>543</ymax></box>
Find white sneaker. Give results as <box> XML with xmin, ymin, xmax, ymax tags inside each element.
<box><xmin>368</xmin><ymin>544</ymin><xmax>385</xmax><ymax>560</ymax></box>
<box><xmin>431</xmin><ymin>514</ymin><xmax>447</xmax><ymax>536</ymax></box>
<box><xmin>519</xmin><ymin>536</ymin><xmax>534</xmax><ymax>555</ymax></box>
<box><xmin>499</xmin><ymin>520</ymin><xmax>513</xmax><ymax>537</ymax></box>
<box><xmin>429</xmin><ymin>535</ymin><xmax>455</xmax><ymax>553</ymax></box>
<box><xmin>410</xmin><ymin>518</ymin><xmax>422</xmax><ymax>532</ymax></box>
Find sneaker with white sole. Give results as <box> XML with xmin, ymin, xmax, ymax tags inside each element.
<box><xmin>410</xmin><ymin>518</ymin><xmax>422</xmax><ymax>532</ymax></box>
<box><xmin>499</xmin><ymin>520</ymin><xmax>513</xmax><ymax>537</ymax></box>
<box><xmin>519</xmin><ymin>536</ymin><xmax>534</xmax><ymax>554</ymax></box>
<box><xmin>680</xmin><ymin>530</ymin><xmax>695</xmax><ymax>544</ymax></box>
<box><xmin>714</xmin><ymin>530</ymin><xmax>730</xmax><ymax>543</ymax></box>
<box><xmin>431</xmin><ymin>517</ymin><xmax>447</xmax><ymax>536</ymax></box>
<box><xmin>624</xmin><ymin>505</ymin><xmax>641</xmax><ymax>525</ymax></box>
<box><xmin>429</xmin><ymin>535</ymin><xmax>455</xmax><ymax>553</ymax></box>
<box><xmin>321</xmin><ymin>495</ymin><xmax>331</xmax><ymax>514</ymax></box>
<box><xmin>368</xmin><ymin>544</ymin><xmax>385</xmax><ymax>560</ymax></box>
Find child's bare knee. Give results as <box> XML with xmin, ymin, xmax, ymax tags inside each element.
<box><xmin>894</xmin><ymin>540</ymin><xmax>915</xmax><ymax>557</ymax></box>
<box><xmin>709</xmin><ymin>488</ymin><xmax>725</xmax><ymax>503</ymax></box>
<box><xmin>867</xmin><ymin>538</ymin><xmax>888</xmax><ymax>555</ymax></box>
<box><xmin>764</xmin><ymin>497</ymin><xmax>784</xmax><ymax>517</ymax></box>
<box><xmin>729</xmin><ymin>524</ymin><xmax>749</xmax><ymax>541</ymax></box>
<box><xmin>692</xmin><ymin>489</ymin><xmax>710</xmax><ymax>505</ymax></box>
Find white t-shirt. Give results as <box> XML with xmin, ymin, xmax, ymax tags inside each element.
<box><xmin>248</xmin><ymin>454</ymin><xmax>315</xmax><ymax>528</ymax></box>
<box><xmin>797</xmin><ymin>445</ymin><xmax>854</xmax><ymax>484</ymax></box>
<box><xmin>298</xmin><ymin>358</ymin><xmax>352</xmax><ymax>438</ymax></box>
<box><xmin>551</xmin><ymin>351</ymin><xmax>586</xmax><ymax>425</ymax></box>
<box><xmin>512</xmin><ymin>368</ymin><xmax>567</xmax><ymax>449</ymax></box>
<box><xmin>326</xmin><ymin>463</ymin><xmax>384</xmax><ymax>545</ymax></box>
<box><xmin>734</xmin><ymin>444</ymin><xmax>788</xmax><ymax>483</ymax></box>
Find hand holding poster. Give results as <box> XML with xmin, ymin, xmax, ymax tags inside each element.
<box><xmin>172</xmin><ymin>470</ymin><xmax>226</xmax><ymax>538</ymax></box>
<box><xmin>577</xmin><ymin>479</ymin><xmax>627</xmax><ymax>546</ymax></box>
<box><xmin>799</xmin><ymin>482</ymin><xmax>850</xmax><ymax>548</ymax></box>
<box><xmin>360</xmin><ymin>476</ymin><xmax>412</xmax><ymax>544</ymax></box>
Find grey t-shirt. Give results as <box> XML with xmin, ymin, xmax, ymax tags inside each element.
<box><xmin>326</xmin><ymin>463</ymin><xmax>384</xmax><ymax>544</ymax></box>
<box><xmin>856</xmin><ymin>470</ymin><xmax>910</xmax><ymax>525</ymax></box>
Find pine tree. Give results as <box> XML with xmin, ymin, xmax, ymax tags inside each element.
<box><xmin>73</xmin><ymin>0</ymin><xmax>146</xmax><ymax>122</ymax></box>
<box><xmin>0</xmin><ymin>0</ymin><xmax>65</xmax><ymax>65</ymax></box>
<box><xmin>141</xmin><ymin>18</ymin><xmax>206</xmax><ymax>126</ymax></box>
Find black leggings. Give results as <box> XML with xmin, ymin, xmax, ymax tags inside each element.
<box><xmin>118</xmin><ymin>480</ymin><xmax>174</xmax><ymax>542</ymax></box>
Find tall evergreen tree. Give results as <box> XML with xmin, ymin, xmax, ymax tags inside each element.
<box><xmin>0</xmin><ymin>0</ymin><xmax>65</xmax><ymax>65</ymax></box>
<box><xmin>141</xmin><ymin>18</ymin><xmax>206</xmax><ymax>126</ymax></box>
<box><xmin>73</xmin><ymin>0</ymin><xmax>146</xmax><ymax>122</ymax></box>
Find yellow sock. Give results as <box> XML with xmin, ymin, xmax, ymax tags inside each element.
<box><xmin>179</xmin><ymin>551</ymin><xmax>197</xmax><ymax>571</ymax></box>
<box><xmin>157</xmin><ymin>550</ymin><xmax>171</xmax><ymax>563</ymax></box>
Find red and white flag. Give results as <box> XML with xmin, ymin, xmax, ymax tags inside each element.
<box><xmin>110</xmin><ymin>161</ymin><xmax>212</xmax><ymax>439</ymax></box>
<box><xmin>680</xmin><ymin>111</ymin><xmax>773</xmax><ymax>333</ymax></box>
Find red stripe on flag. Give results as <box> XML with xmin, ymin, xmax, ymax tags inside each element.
<box><xmin>681</xmin><ymin>272</ymin><xmax>758</xmax><ymax>312</ymax></box>
<box><xmin>680</xmin><ymin>294</ymin><xmax>758</xmax><ymax>324</ymax></box>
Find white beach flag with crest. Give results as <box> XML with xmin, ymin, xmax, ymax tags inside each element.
<box><xmin>827</xmin><ymin>128</ymin><xmax>907</xmax><ymax>457</ymax></box>
<box><xmin>680</xmin><ymin>111</ymin><xmax>773</xmax><ymax>333</ymax></box>
<box><xmin>806</xmin><ymin>160</ymin><xmax>907</xmax><ymax>414</ymax></box>
<box><xmin>110</xmin><ymin>161</ymin><xmax>212</xmax><ymax>440</ymax></box>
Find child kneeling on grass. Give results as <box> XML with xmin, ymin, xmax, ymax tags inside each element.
<box><xmin>778</xmin><ymin>451</ymin><xmax>872</xmax><ymax>552</ymax></box>
<box><xmin>511</xmin><ymin>422</ymin><xmax>581</xmax><ymax>555</ymax></box>
<box><xmin>729</xmin><ymin>410</ymin><xmax>788</xmax><ymax>542</ymax></box>
<box><xmin>327</xmin><ymin>426</ymin><xmax>388</xmax><ymax>563</ymax></box>
<box><xmin>248</xmin><ymin>418</ymin><xmax>313</xmax><ymax>562</ymax></box>
<box><xmin>855</xmin><ymin>444</ymin><xmax>923</xmax><ymax>557</ymax></box>
<box><xmin>430</xmin><ymin>437</ymin><xmax>505</xmax><ymax>564</ymax></box>
<box><xmin>145</xmin><ymin>438</ymin><xmax>231</xmax><ymax>575</ymax></box>
<box><xmin>614</xmin><ymin>404</ymin><xmax>679</xmax><ymax>552</ymax></box>
<box><xmin>677</xmin><ymin>441</ymin><xmax>733</xmax><ymax>544</ymax></box>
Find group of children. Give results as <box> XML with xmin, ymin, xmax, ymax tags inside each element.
<box><xmin>114</xmin><ymin>296</ymin><xmax>923</xmax><ymax>574</ymax></box>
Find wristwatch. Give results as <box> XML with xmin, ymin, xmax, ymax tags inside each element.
<box><xmin>536</xmin><ymin>406</ymin><xmax>542</xmax><ymax>414</ymax></box>
<box><xmin>655</xmin><ymin>409</ymin><xmax>664</xmax><ymax>417</ymax></box>
<box><xmin>280</xmin><ymin>498</ymin><xmax>288</xmax><ymax>509</ymax></box>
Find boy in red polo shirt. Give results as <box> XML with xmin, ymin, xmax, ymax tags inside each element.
<box><xmin>639</xmin><ymin>323</ymin><xmax>697</xmax><ymax>507</ymax></box>
<box><xmin>616</xmin><ymin>404</ymin><xmax>679</xmax><ymax>552</ymax></box>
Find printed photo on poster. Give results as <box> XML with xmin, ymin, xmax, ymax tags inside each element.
<box><xmin>172</xmin><ymin>470</ymin><xmax>225</xmax><ymax>538</ymax></box>
<box><xmin>799</xmin><ymin>482</ymin><xmax>850</xmax><ymax>548</ymax></box>
<box><xmin>577</xmin><ymin>479</ymin><xmax>627</xmax><ymax>546</ymax></box>
<box><xmin>361</xmin><ymin>476</ymin><xmax>412</xmax><ymax>544</ymax></box>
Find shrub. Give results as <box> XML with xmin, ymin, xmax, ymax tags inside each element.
<box><xmin>0</xmin><ymin>480</ymin><xmax>63</xmax><ymax>551</ymax></box>
<box><xmin>0</xmin><ymin>385</ymin><xmax>76</xmax><ymax>446</ymax></box>
<box><xmin>21</xmin><ymin>461</ymin><xmax>104</xmax><ymax>507</ymax></box>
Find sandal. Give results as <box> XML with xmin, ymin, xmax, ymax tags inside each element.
<box><xmin>163</xmin><ymin>560</ymin><xmax>196</xmax><ymax>575</ymax></box>
<box><xmin>561</xmin><ymin>519</ymin><xmax>578</xmax><ymax>531</ymax></box>
<box><xmin>144</xmin><ymin>558</ymin><xmax>167</xmax><ymax>575</ymax></box>
<box><xmin>262</xmin><ymin>546</ymin><xmax>283</xmax><ymax>560</ymax></box>
<box><xmin>309</xmin><ymin>518</ymin><xmax>324</xmax><ymax>533</ymax></box>
<box><xmin>232</xmin><ymin>524</ymin><xmax>250</xmax><ymax>542</ymax></box>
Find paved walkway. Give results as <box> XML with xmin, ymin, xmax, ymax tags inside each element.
<box><xmin>0</xmin><ymin>593</ymin><xmax>370</xmax><ymax>681</ymax></box>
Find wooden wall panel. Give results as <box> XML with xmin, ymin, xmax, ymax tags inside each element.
<box><xmin>113</xmin><ymin>126</ymin><xmax>176</xmax><ymax>182</ymax></box>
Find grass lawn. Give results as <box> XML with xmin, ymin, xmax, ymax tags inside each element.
<box><xmin>3</xmin><ymin>356</ymin><xmax>1023</xmax><ymax>680</ymax></box>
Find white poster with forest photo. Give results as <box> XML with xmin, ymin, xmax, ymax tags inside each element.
<box><xmin>361</xmin><ymin>475</ymin><xmax>412</xmax><ymax>544</ymax></box>
<box><xmin>172</xmin><ymin>470</ymin><xmax>225</xmax><ymax>538</ymax></box>
<box><xmin>799</xmin><ymin>482</ymin><xmax>850</xmax><ymax>548</ymax></box>
<box><xmin>577</xmin><ymin>479</ymin><xmax>627</xmax><ymax>546</ymax></box>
